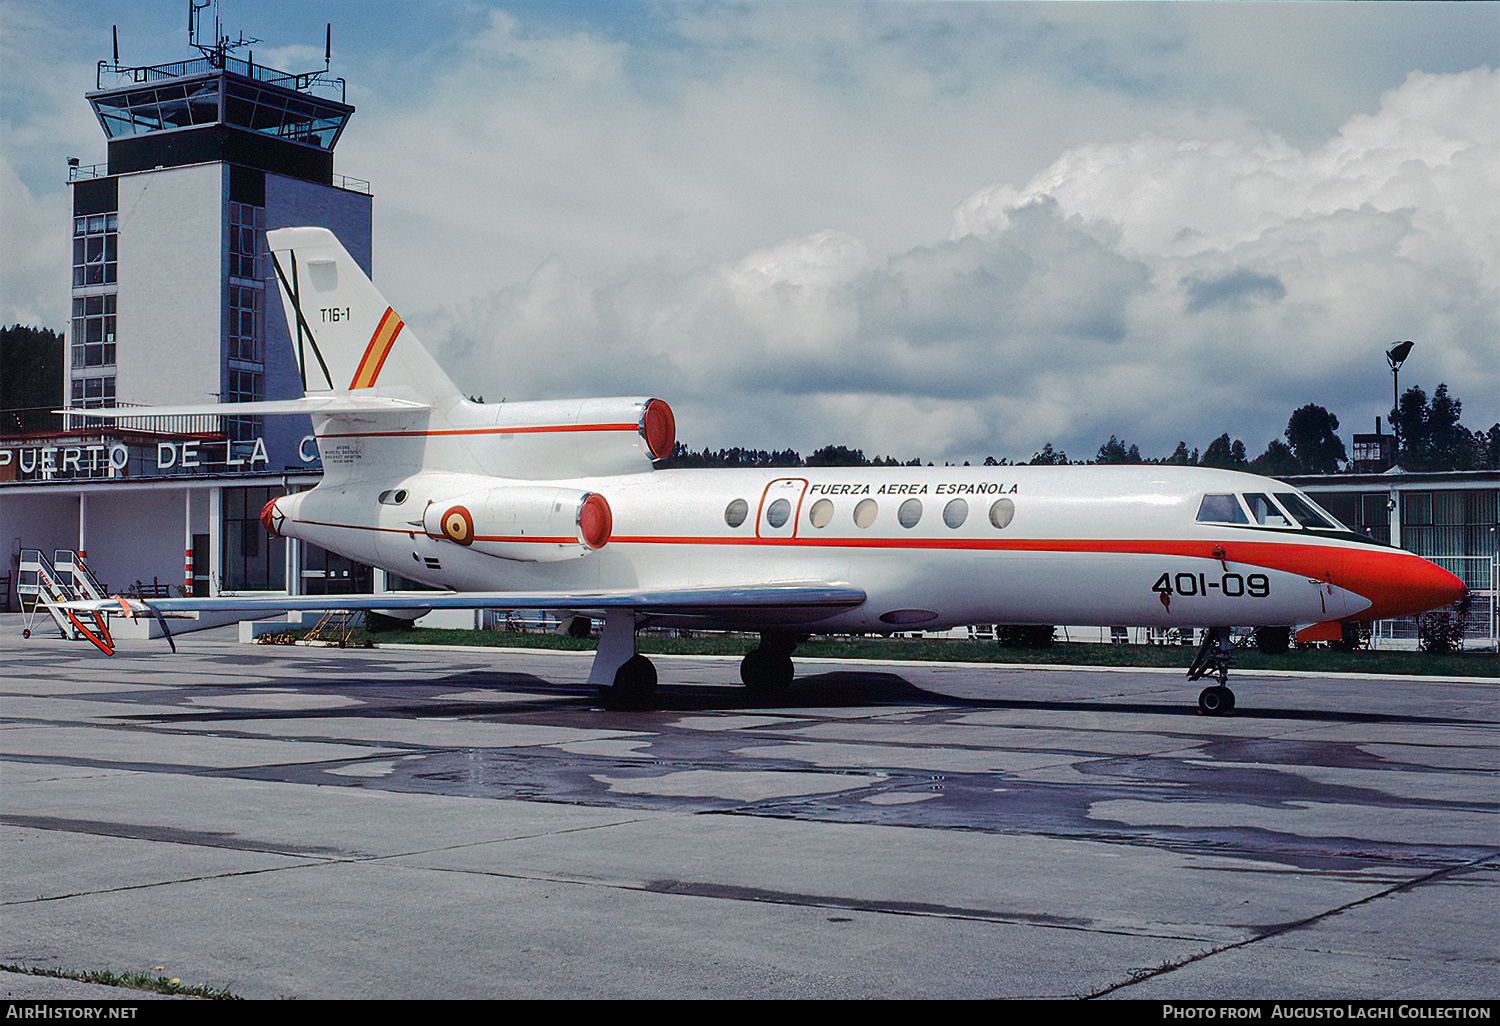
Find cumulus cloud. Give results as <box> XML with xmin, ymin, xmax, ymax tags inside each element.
<box><xmin>441</xmin><ymin>67</ymin><xmax>1497</xmax><ymax>462</ymax></box>
<box><xmin>2</xmin><ymin>3</ymin><xmax>1494</xmax><ymax>464</ymax></box>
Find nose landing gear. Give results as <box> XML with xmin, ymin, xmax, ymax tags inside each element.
<box><xmin>1188</xmin><ymin>625</ymin><xmax>1238</xmax><ymax>715</ymax></box>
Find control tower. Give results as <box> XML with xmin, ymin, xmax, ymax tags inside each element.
<box><xmin>68</xmin><ymin>7</ymin><xmax>372</xmax><ymax>469</ymax></box>
<box><xmin>21</xmin><ymin>5</ymin><xmax>377</xmax><ymax>596</ymax></box>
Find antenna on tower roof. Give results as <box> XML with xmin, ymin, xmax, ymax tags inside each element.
<box><xmin>187</xmin><ymin>0</ymin><xmax>258</xmax><ymax>66</ymax></box>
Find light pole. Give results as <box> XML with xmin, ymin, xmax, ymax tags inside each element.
<box><xmin>1386</xmin><ymin>340</ymin><xmax>1414</xmax><ymax>454</ymax></box>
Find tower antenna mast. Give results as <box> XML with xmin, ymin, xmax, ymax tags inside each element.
<box><xmin>188</xmin><ymin>0</ymin><xmax>258</xmax><ymax>66</ymax></box>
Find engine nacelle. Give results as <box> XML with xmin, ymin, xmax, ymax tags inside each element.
<box><xmin>423</xmin><ymin>486</ymin><xmax>612</xmax><ymax>562</ymax></box>
<box><xmin>449</xmin><ymin>396</ymin><xmax>675</xmax><ymax>480</ymax></box>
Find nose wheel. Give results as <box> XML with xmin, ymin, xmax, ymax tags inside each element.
<box><xmin>1188</xmin><ymin>626</ymin><xmax>1240</xmax><ymax>716</ymax></box>
<box><xmin>1197</xmin><ymin>684</ymin><xmax>1236</xmax><ymax>715</ymax></box>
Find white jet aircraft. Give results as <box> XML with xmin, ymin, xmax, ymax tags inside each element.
<box><xmin>64</xmin><ymin>227</ymin><xmax>1468</xmax><ymax>714</ymax></box>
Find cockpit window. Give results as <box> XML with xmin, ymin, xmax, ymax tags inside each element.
<box><xmin>1275</xmin><ymin>492</ymin><xmax>1342</xmax><ymax>530</ymax></box>
<box><xmin>1196</xmin><ymin>494</ymin><xmax>1247</xmax><ymax>524</ymax></box>
<box><xmin>1243</xmin><ymin>493</ymin><xmax>1294</xmax><ymax>528</ymax></box>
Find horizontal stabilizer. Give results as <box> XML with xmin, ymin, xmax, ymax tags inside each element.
<box><xmin>56</xmin><ymin>396</ymin><xmax>430</xmax><ymax>419</ymax></box>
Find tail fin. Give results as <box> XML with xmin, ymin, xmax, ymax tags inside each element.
<box><xmin>268</xmin><ymin>227</ymin><xmax>461</xmax><ymax>406</ymax></box>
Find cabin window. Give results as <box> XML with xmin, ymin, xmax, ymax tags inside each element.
<box><xmin>1243</xmin><ymin>493</ymin><xmax>1294</xmax><ymax>528</ymax></box>
<box><xmin>725</xmin><ymin>498</ymin><xmax>749</xmax><ymax>528</ymax></box>
<box><xmin>377</xmin><ymin>489</ymin><xmax>409</xmax><ymax>505</ymax></box>
<box><xmin>853</xmin><ymin>498</ymin><xmax>878</xmax><ymax>529</ymax></box>
<box><xmin>809</xmin><ymin>498</ymin><xmax>833</xmax><ymax>529</ymax></box>
<box><xmin>943</xmin><ymin>498</ymin><xmax>968</xmax><ymax>529</ymax></box>
<box><xmin>989</xmin><ymin>498</ymin><xmax>1015</xmax><ymax>529</ymax></box>
<box><xmin>898</xmin><ymin>498</ymin><xmax>923</xmax><ymax>529</ymax></box>
<box><xmin>1195</xmin><ymin>493</ymin><xmax>1247</xmax><ymax>524</ymax></box>
<box><xmin>766</xmin><ymin>498</ymin><xmax>791</xmax><ymax>528</ymax></box>
<box><xmin>1274</xmin><ymin>492</ymin><xmax>1340</xmax><ymax>530</ymax></box>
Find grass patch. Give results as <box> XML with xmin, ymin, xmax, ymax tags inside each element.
<box><xmin>342</xmin><ymin>626</ymin><xmax>1497</xmax><ymax>678</ymax></box>
<box><xmin>1</xmin><ymin>963</ymin><xmax>241</xmax><ymax>999</ymax></box>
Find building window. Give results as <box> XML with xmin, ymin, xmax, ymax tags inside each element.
<box><xmin>229</xmin><ymin>202</ymin><xmax>263</xmax><ymax>280</ymax></box>
<box><xmin>70</xmin><ymin>375</ymin><xmax>116</xmax><ymax>407</ymax></box>
<box><xmin>228</xmin><ymin>284</ymin><xmax>263</xmax><ymax>362</ymax></box>
<box><xmin>224</xmin><ymin>368</ymin><xmax>263</xmax><ymax>443</ymax></box>
<box><xmin>222</xmin><ymin>486</ymin><xmax>286</xmax><ymax>591</ymax></box>
<box><xmin>71</xmin><ymin>294</ymin><xmax>117</xmax><ymax>367</ymax></box>
<box><xmin>72</xmin><ymin>213</ymin><xmax>118</xmax><ymax>287</ymax></box>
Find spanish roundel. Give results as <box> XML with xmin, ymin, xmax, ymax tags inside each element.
<box><xmin>441</xmin><ymin>505</ymin><xmax>475</xmax><ymax>546</ymax></box>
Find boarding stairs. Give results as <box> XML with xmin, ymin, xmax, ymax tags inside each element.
<box><xmin>303</xmin><ymin>609</ymin><xmax>363</xmax><ymax>647</ymax></box>
<box><xmin>18</xmin><ymin>548</ymin><xmax>114</xmax><ymax>647</ymax></box>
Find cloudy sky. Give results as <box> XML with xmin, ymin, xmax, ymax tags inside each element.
<box><xmin>2</xmin><ymin>1</ymin><xmax>1496</xmax><ymax>464</ymax></box>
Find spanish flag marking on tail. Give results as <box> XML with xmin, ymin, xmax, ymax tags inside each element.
<box><xmin>350</xmin><ymin>307</ymin><xmax>404</xmax><ymax>390</ymax></box>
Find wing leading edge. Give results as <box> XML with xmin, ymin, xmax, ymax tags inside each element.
<box><xmin>59</xmin><ymin>582</ymin><xmax>866</xmax><ymax>627</ymax></box>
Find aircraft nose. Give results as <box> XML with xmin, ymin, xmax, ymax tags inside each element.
<box><xmin>1342</xmin><ymin>549</ymin><xmax>1467</xmax><ymax>620</ymax></box>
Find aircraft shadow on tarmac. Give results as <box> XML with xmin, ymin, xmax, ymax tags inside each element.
<box><xmin>123</xmin><ymin>667</ymin><xmax>1492</xmax><ymax>727</ymax></box>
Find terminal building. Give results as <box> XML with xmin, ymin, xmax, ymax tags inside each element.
<box><xmin>1</xmin><ymin>25</ymin><xmax>377</xmax><ymax>618</ymax></box>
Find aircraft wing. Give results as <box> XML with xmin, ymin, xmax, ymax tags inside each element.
<box><xmin>61</xmin><ymin>582</ymin><xmax>866</xmax><ymax>625</ymax></box>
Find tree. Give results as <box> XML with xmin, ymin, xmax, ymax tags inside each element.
<box><xmin>1095</xmin><ymin>435</ymin><xmax>1142</xmax><ymax>464</ymax></box>
<box><xmin>1250</xmin><ymin>439</ymin><xmax>1301</xmax><ymax>476</ymax></box>
<box><xmin>0</xmin><ymin>325</ymin><xmax>64</xmax><ymax>435</ymax></box>
<box><xmin>1391</xmin><ymin>383</ymin><xmax>1484</xmax><ymax>470</ymax></box>
<box><xmin>1427</xmin><ymin>384</ymin><xmax>1472</xmax><ymax>470</ymax></box>
<box><xmin>1201</xmin><ymin>434</ymin><xmax>1247</xmax><ymax>470</ymax></box>
<box><xmin>1029</xmin><ymin>443</ymin><xmax>1068</xmax><ymax>465</ymax></box>
<box><xmin>806</xmin><ymin>445</ymin><xmax>869</xmax><ymax>467</ymax></box>
<box><xmin>1164</xmin><ymin>441</ymin><xmax>1197</xmax><ymax>466</ymax></box>
<box><xmin>1284</xmin><ymin>403</ymin><xmax>1346</xmax><ymax>474</ymax></box>
<box><xmin>1391</xmin><ymin>385</ymin><xmax>1430</xmax><ymax>467</ymax></box>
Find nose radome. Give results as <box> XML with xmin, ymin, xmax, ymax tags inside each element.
<box><xmin>1342</xmin><ymin>549</ymin><xmax>1467</xmax><ymax>620</ymax></box>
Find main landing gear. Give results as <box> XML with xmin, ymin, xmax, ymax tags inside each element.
<box><xmin>1188</xmin><ymin>625</ymin><xmax>1237</xmax><ymax>715</ymax></box>
<box><xmin>590</xmin><ymin>610</ymin><xmax>658</xmax><ymax>710</ymax></box>
<box><xmin>605</xmin><ymin>653</ymin><xmax>658</xmax><ymax>710</ymax></box>
<box><xmin>739</xmin><ymin>632</ymin><xmax>799</xmax><ymax>699</ymax></box>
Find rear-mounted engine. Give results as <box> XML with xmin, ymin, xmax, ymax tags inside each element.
<box><xmin>423</xmin><ymin>486</ymin><xmax>612</xmax><ymax>562</ymax></box>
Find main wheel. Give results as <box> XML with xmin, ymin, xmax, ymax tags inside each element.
<box><xmin>1197</xmin><ymin>685</ymin><xmax>1235</xmax><ymax>716</ymax></box>
<box><xmin>740</xmin><ymin>647</ymin><xmax>794</xmax><ymax>697</ymax></box>
<box><xmin>599</xmin><ymin>654</ymin><xmax>657</xmax><ymax>710</ymax></box>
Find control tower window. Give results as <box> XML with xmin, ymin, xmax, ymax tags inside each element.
<box><xmin>72</xmin><ymin>214</ymin><xmax>117</xmax><ymax>287</ymax></box>
<box><xmin>71</xmin><ymin>295</ymin><xmax>116</xmax><ymax>368</ymax></box>
<box><xmin>70</xmin><ymin>375</ymin><xmax>116</xmax><ymax>408</ymax></box>
<box><xmin>228</xmin><ymin>284</ymin><xmax>263</xmax><ymax>362</ymax></box>
<box><xmin>229</xmin><ymin>202</ymin><xmax>264</xmax><ymax>280</ymax></box>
